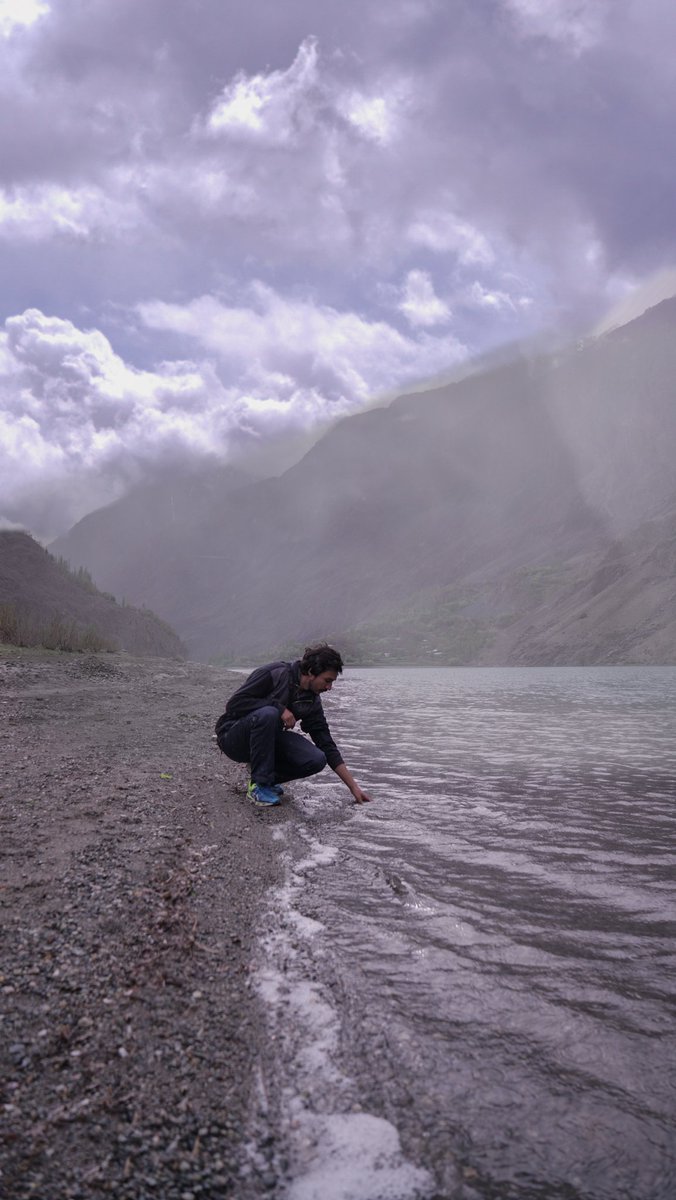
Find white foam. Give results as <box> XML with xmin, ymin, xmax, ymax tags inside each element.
<box><xmin>294</xmin><ymin>839</ymin><xmax>339</xmax><ymax>874</ymax></box>
<box><xmin>288</xmin><ymin>910</ymin><xmax>325</xmax><ymax>936</ymax></box>
<box><xmin>287</xmin><ymin>1112</ymin><xmax>433</xmax><ymax>1200</ymax></box>
<box><xmin>252</xmin><ymin>829</ymin><xmax>433</xmax><ymax>1199</ymax></box>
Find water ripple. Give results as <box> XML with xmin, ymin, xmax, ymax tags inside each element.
<box><xmin>306</xmin><ymin>666</ymin><xmax>676</xmax><ymax>1200</ymax></box>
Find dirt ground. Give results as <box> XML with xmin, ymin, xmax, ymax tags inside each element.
<box><xmin>0</xmin><ymin>648</ymin><xmax>285</xmax><ymax>1199</ymax></box>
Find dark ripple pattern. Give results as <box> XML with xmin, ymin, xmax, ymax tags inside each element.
<box><xmin>311</xmin><ymin>667</ymin><xmax>676</xmax><ymax>1199</ymax></box>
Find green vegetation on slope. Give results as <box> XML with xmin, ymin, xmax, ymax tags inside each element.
<box><xmin>0</xmin><ymin>603</ymin><xmax>117</xmax><ymax>653</ymax></box>
<box><xmin>329</xmin><ymin>562</ymin><xmax>578</xmax><ymax>665</ymax></box>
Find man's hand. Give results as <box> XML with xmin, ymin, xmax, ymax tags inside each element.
<box><xmin>334</xmin><ymin>763</ymin><xmax>372</xmax><ymax>804</ymax></box>
<box><xmin>281</xmin><ymin>708</ymin><xmax>296</xmax><ymax>730</ymax></box>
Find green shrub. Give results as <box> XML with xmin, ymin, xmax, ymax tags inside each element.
<box><xmin>54</xmin><ymin>555</ymin><xmax>102</xmax><ymax>596</ymax></box>
<box><xmin>0</xmin><ymin>603</ymin><xmax>33</xmax><ymax>646</ymax></box>
<box><xmin>0</xmin><ymin>603</ymin><xmax>117</xmax><ymax>653</ymax></box>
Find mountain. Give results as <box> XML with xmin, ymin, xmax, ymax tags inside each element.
<box><xmin>52</xmin><ymin>298</ymin><xmax>676</xmax><ymax>664</ymax></box>
<box><xmin>335</xmin><ymin>503</ymin><xmax>676</xmax><ymax>666</ymax></box>
<box><xmin>0</xmin><ymin>531</ymin><xmax>185</xmax><ymax>658</ymax></box>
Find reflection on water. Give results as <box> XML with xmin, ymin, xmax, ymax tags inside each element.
<box><xmin>307</xmin><ymin>667</ymin><xmax>676</xmax><ymax>1199</ymax></box>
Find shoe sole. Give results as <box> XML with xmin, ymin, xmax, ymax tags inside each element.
<box><xmin>248</xmin><ymin>789</ymin><xmax>281</xmax><ymax>807</ymax></box>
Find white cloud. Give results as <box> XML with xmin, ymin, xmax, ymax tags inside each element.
<box><xmin>340</xmin><ymin>93</ymin><xmax>392</xmax><ymax>143</ymax></box>
<box><xmin>139</xmin><ymin>282</ymin><xmax>464</xmax><ymax>401</ymax></box>
<box><xmin>0</xmin><ymin>298</ymin><xmax>467</xmax><ymax>536</ymax></box>
<box><xmin>202</xmin><ymin>37</ymin><xmax>319</xmax><ymax>145</ymax></box>
<box><xmin>201</xmin><ymin>38</ymin><xmax>409</xmax><ymax>152</ymax></box>
<box><xmin>408</xmin><ymin>208</ymin><xmax>495</xmax><ymax>266</ymax></box>
<box><xmin>0</xmin><ymin>179</ymin><xmax>144</xmax><ymax>241</ymax></box>
<box><xmin>337</xmin><ymin>83</ymin><xmax>408</xmax><ymax>145</ymax></box>
<box><xmin>0</xmin><ymin>1</ymin><xmax>673</xmax><ymax>537</ymax></box>
<box><xmin>0</xmin><ymin>310</ymin><xmax>223</xmax><ymax>534</ymax></box>
<box><xmin>467</xmin><ymin>281</ymin><xmax>517</xmax><ymax>311</ymax></box>
<box><xmin>398</xmin><ymin>270</ymin><xmax>451</xmax><ymax>327</ymax></box>
<box><xmin>503</xmin><ymin>0</ymin><xmax>608</xmax><ymax>53</ymax></box>
<box><xmin>0</xmin><ymin>0</ymin><xmax>49</xmax><ymax>37</ymax></box>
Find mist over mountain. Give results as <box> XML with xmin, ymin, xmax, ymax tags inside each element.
<box><xmin>49</xmin><ymin>463</ymin><xmax>254</xmax><ymax>615</ymax></box>
<box><xmin>53</xmin><ymin>298</ymin><xmax>676</xmax><ymax>665</ymax></box>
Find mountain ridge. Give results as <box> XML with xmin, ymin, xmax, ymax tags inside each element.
<box><xmin>52</xmin><ymin>297</ymin><xmax>676</xmax><ymax>664</ymax></box>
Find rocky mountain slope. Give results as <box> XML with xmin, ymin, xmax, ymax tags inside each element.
<box><xmin>53</xmin><ymin>299</ymin><xmax>676</xmax><ymax>664</ymax></box>
<box><xmin>0</xmin><ymin>531</ymin><xmax>185</xmax><ymax>658</ymax></box>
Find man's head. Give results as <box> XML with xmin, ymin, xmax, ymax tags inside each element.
<box><xmin>299</xmin><ymin>643</ymin><xmax>343</xmax><ymax>693</ymax></box>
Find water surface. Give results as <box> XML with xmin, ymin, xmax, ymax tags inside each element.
<box><xmin>295</xmin><ymin>667</ymin><xmax>676</xmax><ymax>1199</ymax></box>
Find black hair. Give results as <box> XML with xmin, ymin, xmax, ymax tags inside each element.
<box><xmin>300</xmin><ymin>642</ymin><xmax>343</xmax><ymax>677</ymax></box>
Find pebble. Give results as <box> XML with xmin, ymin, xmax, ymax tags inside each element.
<box><xmin>2</xmin><ymin>652</ymin><xmax>279</xmax><ymax>1200</ymax></box>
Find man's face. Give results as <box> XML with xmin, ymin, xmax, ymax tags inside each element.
<box><xmin>309</xmin><ymin>669</ymin><xmax>339</xmax><ymax>694</ymax></box>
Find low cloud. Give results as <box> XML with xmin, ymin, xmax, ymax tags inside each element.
<box><xmin>1</xmin><ymin>296</ymin><xmax>466</xmax><ymax>537</ymax></box>
<box><xmin>138</xmin><ymin>282</ymin><xmax>465</xmax><ymax>399</ymax></box>
<box><xmin>0</xmin><ymin>309</ymin><xmax>224</xmax><ymax>536</ymax></box>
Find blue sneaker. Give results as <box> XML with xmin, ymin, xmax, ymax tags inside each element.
<box><xmin>247</xmin><ymin>780</ymin><xmax>281</xmax><ymax>807</ymax></box>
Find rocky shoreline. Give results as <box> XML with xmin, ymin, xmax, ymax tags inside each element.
<box><xmin>0</xmin><ymin>648</ymin><xmax>286</xmax><ymax>1199</ymax></box>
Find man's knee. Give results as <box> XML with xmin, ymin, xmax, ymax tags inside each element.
<box><xmin>302</xmin><ymin>746</ymin><xmax>327</xmax><ymax>777</ymax></box>
<box><xmin>251</xmin><ymin>705</ymin><xmax>281</xmax><ymax>728</ymax></box>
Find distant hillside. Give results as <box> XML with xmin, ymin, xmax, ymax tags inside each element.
<box><xmin>329</xmin><ymin>503</ymin><xmax>676</xmax><ymax>665</ymax></box>
<box><xmin>53</xmin><ymin>298</ymin><xmax>676</xmax><ymax>665</ymax></box>
<box><xmin>0</xmin><ymin>531</ymin><xmax>185</xmax><ymax>658</ymax></box>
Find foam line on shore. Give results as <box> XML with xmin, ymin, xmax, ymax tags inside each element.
<box><xmin>252</xmin><ymin>820</ymin><xmax>434</xmax><ymax>1200</ymax></box>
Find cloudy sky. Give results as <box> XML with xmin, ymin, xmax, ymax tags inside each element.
<box><xmin>1</xmin><ymin>0</ymin><xmax>675</xmax><ymax>538</ymax></box>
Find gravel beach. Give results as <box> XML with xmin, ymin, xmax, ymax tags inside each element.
<box><xmin>0</xmin><ymin>648</ymin><xmax>286</xmax><ymax>1199</ymax></box>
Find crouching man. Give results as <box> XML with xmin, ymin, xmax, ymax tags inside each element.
<box><xmin>215</xmin><ymin>643</ymin><xmax>372</xmax><ymax>808</ymax></box>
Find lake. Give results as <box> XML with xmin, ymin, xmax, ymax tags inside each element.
<box><xmin>254</xmin><ymin>667</ymin><xmax>676</xmax><ymax>1200</ymax></box>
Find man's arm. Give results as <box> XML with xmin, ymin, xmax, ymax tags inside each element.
<box><xmin>333</xmin><ymin>762</ymin><xmax>372</xmax><ymax>804</ymax></box>
<box><xmin>301</xmin><ymin>705</ymin><xmax>372</xmax><ymax>804</ymax></box>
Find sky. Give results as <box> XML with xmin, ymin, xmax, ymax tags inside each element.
<box><xmin>1</xmin><ymin>0</ymin><xmax>675</xmax><ymax>539</ymax></box>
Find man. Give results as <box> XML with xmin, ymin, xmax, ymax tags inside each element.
<box><xmin>215</xmin><ymin>643</ymin><xmax>372</xmax><ymax>808</ymax></box>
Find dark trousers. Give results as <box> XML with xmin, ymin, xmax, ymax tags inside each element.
<box><xmin>218</xmin><ymin>705</ymin><xmax>327</xmax><ymax>787</ymax></box>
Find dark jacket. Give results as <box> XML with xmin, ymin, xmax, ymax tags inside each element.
<box><xmin>215</xmin><ymin>659</ymin><xmax>344</xmax><ymax>770</ymax></box>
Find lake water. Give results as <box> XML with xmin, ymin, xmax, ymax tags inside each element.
<box><xmin>254</xmin><ymin>667</ymin><xmax>676</xmax><ymax>1200</ymax></box>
